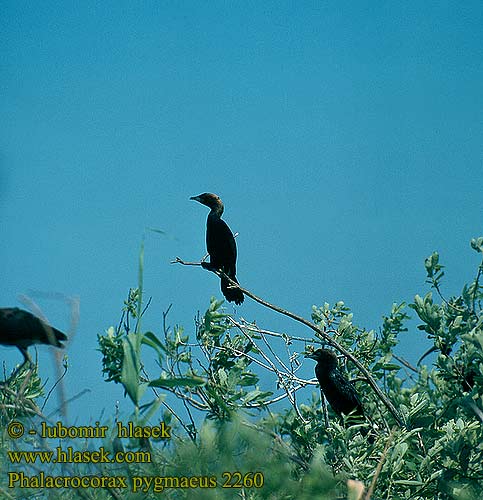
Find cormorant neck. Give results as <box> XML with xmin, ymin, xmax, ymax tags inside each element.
<box><xmin>210</xmin><ymin>203</ymin><xmax>224</xmax><ymax>217</ymax></box>
<box><xmin>315</xmin><ymin>354</ymin><xmax>338</xmax><ymax>373</ymax></box>
<box><xmin>318</xmin><ymin>363</ymin><xmax>337</xmax><ymax>376</ymax></box>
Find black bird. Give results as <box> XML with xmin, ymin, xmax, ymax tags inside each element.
<box><xmin>190</xmin><ymin>193</ymin><xmax>244</xmax><ymax>305</ymax></box>
<box><xmin>0</xmin><ymin>307</ymin><xmax>67</xmax><ymax>365</ymax></box>
<box><xmin>305</xmin><ymin>348</ymin><xmax>364</xmax><ymax>420</ymax></box>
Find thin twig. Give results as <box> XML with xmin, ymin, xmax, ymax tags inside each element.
<box><xmin>226</xmin><ymin>317</ymin><xmax>309</xmax><ymax>421</ymax></box>
<box><xmin>365</xmin><ymin>427</ymin><xmax>396</xmax><ymax>499</ymax></box>
<box><xmin>244</xmin><ymin>385</ymin><xmax>309</xmax><ymax>408</ymax></box>
<box><xmin>471</xmin><ymin>259</ymin><xmax>483</xmax><ymax>314</ymax></box>
<box><xmin>48</xmin><ymin>389</ymin><xmax>91</xmax><ymax>418</ymax></box>
<box><xmin>210</xmin><ymin>344</ymin><xmax>315</xmax><ymax>387</ymax></box>
<box><xmin>238</xmin><ymin>320</ymin><xmax>325</xmax><ymax>345</ymax></box>
<box><xmin>392</xmin><ymin>354</ymin><xmax>418</xmax><ymax>374</ymax></box>
<box><xmin>235</xmin><ymin>323</ymin><xmax>305</xmax><ymax>420</ymax></box>
<box><xmin>41</xmin><ymin>361</ymin><xmax>68</xmax><ymax>411</ymax></box>
<box><xmin>469</xmin><ymin>401</ymin><xmax>483</xmax><ymax>423</ymax></box>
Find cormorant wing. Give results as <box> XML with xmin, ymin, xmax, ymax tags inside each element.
<box><xmin>206</xmin><ymin>215</ymin><xmax>237</xmax><ymax>275</ymax></box>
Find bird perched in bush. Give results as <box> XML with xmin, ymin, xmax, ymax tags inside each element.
<box><xmin>305</xmin><ymin>348</ymin><xmax>366</xmax><ymax>426</ymax></box>
<box><xmin>190</xmin><ymin>193</ymin><xmax>244</xmax><ymax>305</ymax></box>
<box><xmin>0</xmin><ymin>307</ymin><xmax>67</xmax><ymax>366</ymax></box>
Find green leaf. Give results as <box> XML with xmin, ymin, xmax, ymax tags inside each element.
<box><xmin>147</xmin><ymin>227</ymin><xmax>166</xmax><ymax>235</ymax></box>
<box><xmin>149</xmin><ymin>376</ymin><xmax>206</xmax><ymax>388</ymax></box>
<box><xmin>393</xmin><ymin>480</ymin><xmax>425</xmax><ymax>486</ymax></box>
<box><xmin>141</xmin><ymin>331</ymin><xmax>167</xmax><ymax>357</ymax></box>
<box><xmin>470</xmin><ymin>236</ymin><xmax>483</xmax><ymax>253</ymax></box>
<box><xmin>382</xmin><ymin>363</ymin><xmax>401</xmax><ymax>371</ymax></box>
<box><xmin>120</xmin><ymin>332</ymin><xmax>147</xmax><ymax>406</ymax></box>
<box><xmin>136</xmin><ymin>238</ymin><xmax>145</xmax><ymax>330</ymax></box>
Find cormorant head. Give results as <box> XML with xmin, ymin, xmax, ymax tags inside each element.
<box><xmin>305</xmin><ymin>348</ymin><xmax>339</xmax><ymax>369</ymax></box>
<box><xmin>190</xmin><ymin>193</ymin><xmax>224</xmax><ymax>214</ymax></box>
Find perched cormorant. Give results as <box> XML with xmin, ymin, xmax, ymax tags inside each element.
<box><xmin>0</xmin><ymin>307</ymin><xmax>67</xmax><ymax>365</ymax></box>
<box><xmin>190</xmin><ymin>193</ymin><xmax>244</xmax><ymax>305</ymax></box>
<box><xmin>305</xmin><ymin>348</ymin><xmax>364</xmax><ymax>419</ymax></box>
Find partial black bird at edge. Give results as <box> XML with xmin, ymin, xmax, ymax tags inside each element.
<box><xmin>0</xmin><ymin>307</ymin><xmax>67</xmax><ymax>369</ymax></box>
<box><xmin>190</xmin><ymin>193</ymin><xmax>244</xmax><ymax>305</ymax></box>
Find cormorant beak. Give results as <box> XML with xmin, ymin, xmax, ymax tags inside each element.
<box><xmin>304</xmin><ymin>352</ymin><xmax>317</xmax><ymax>360</ymax></box>
<box><xmin>190</xmin><ymin>195</ymin><xmax>201</xmax><ymax>202</ymax></box>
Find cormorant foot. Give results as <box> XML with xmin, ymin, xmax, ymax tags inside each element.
<box><xmin>201</xmin><ymin>262</ymin><xmax>216</xmax><ymax>271</ymax></box>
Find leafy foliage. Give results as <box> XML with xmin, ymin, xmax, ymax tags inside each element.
<box><xmin>98</xmin><ymin>238</ymin><xmax>483</xmax><ymax>499</ymax></box>
<box><xmin>2</xmin><ymin>237</ymin><xmax>483</xmax><ymax>499</ymax></box>
<box><xmin>0</xmin><ymin>364</ymin><xmax>44</xmax><ymax>424</ymax></box>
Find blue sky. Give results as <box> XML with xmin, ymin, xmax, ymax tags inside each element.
<box><xmin>1</xmin><ymin>2</ymin><xmax>482</xmax><ymax>423</ymax></box>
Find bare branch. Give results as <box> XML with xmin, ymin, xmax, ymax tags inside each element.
<box><xmin>173</xmin><ymin>257</ymin><xmax>405</xmax><ymax>427</ymax></box>
<box><xmin>393</xmin><ymin>353</ymin><xmax>418</xmax><ymax>374</ymax></box>
<box><xmin>171</xmin><ymin>256</ymin><xmax>202</xmax><ymax>266</ymax></box>
<box><xmin>365</xmin><ymin>427</ymin><xmax>396</xmax><ymax>500</ymax></box>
